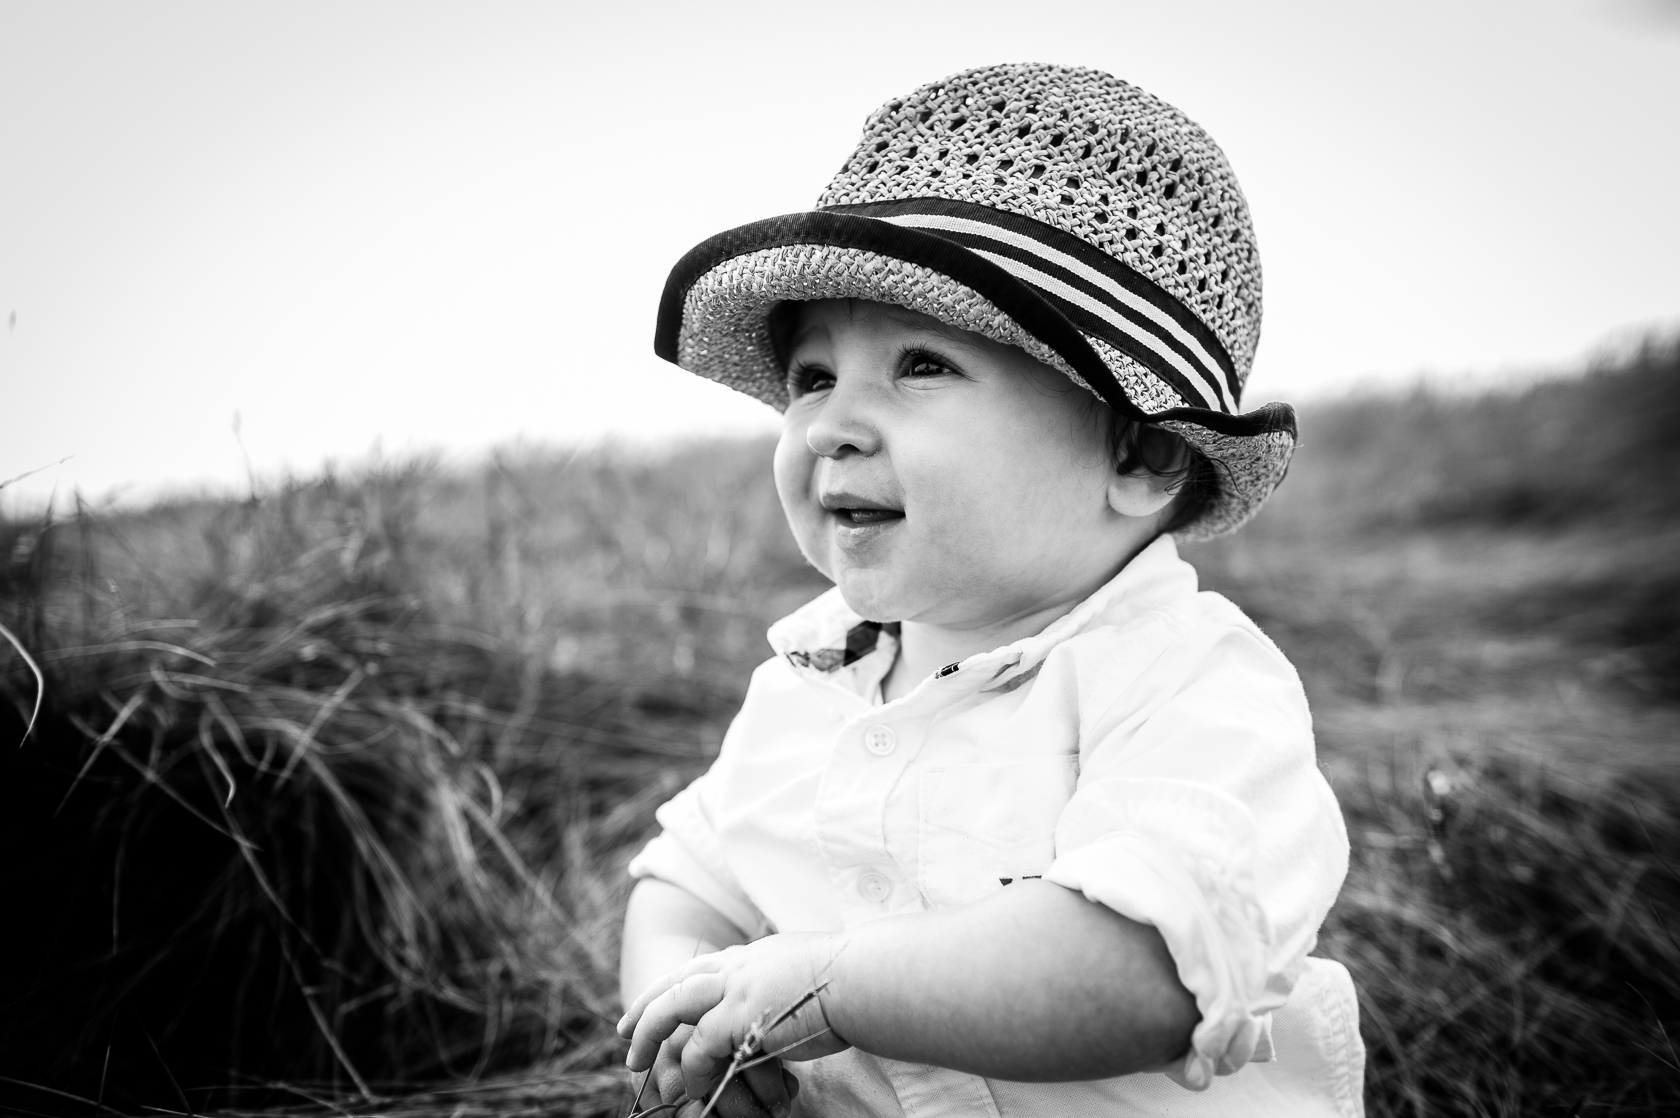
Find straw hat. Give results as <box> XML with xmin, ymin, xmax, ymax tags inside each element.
<box><xmin>653</xmin><ymin>62</ymin><xmax>1294</xmax><ymax>539</ymax></box>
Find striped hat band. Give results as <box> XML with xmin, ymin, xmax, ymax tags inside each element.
<box><xmin>655</xmin><ymin>199</ymin><xmax>1286</xmax><ymax>439</ymax></box>
<box><xmin>825</xmin><ymin>197</ymin><xmax>1240</xmax><ymax>415</ymax></box>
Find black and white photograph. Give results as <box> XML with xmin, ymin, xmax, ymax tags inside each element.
<box><xmin>2</xmin><ymin>3</ymin><xmax>1677</xmax><ymax>1116</ymax></box>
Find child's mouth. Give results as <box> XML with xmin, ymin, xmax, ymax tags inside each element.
<box><xmin>833</xmin><ymin>507</ymin><xmax>905</xmax><ymax>526</ymax></box>
<box><xmin>820</xmin><ymin>490</ymin><xmax>905</xmax><ymax>532</ymax></box>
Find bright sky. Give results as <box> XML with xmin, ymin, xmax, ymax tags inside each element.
<box><xmin>3</xmin><ymin>0</ymin><xmax>1678</xmax><ymax>508</ymax></box>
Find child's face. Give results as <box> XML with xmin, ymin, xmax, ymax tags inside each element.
<box><xmin>774</xmin><ymin>299</ymin><xmax>1142</xmax><ymax>631</ymax></box>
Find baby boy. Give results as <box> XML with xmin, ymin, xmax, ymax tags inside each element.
<box><xmin>616</xmin><ymin>64</ymin><xmax>1363</xmax><ymax>1118</ymax></box>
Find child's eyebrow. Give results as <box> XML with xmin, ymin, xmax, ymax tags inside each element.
<box><xmin>785</xmin><ymin>304</ymin><xmax>988</xmax><ymax>358</ymax></box>
<box><xmin>877</xmin><ymin>306</ymin><xmax>986</xmax><ymax>351</ymax></box>
<box><xmin>788</xmin><ymin>321</ymin><xmax>830</xmax><ymax>352</ymax></box>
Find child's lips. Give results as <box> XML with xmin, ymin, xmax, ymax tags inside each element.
<box><xmin>833</xmin><ymin>507</ymin><xmax>904</xmax><ymax>526</ymax></box>
<box><xmin>826</xmin><ymin>504</ymin><xmax>905</xmax><ymax>545</ymax></box>
<box><xmin>819</xmin><ymin>489</ymin><xmax>905</xmax><ymax>534</ymax></box>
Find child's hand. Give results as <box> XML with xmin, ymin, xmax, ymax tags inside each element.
<box><xmin>618</xmin><ymin>933</ymin><xmax>851</xmax><ymax>1116</ymax></box>
<box><xmin>633</xmin><ymin>1022</ymin><xmax>800</xmax><ymax>1118</ymax></box>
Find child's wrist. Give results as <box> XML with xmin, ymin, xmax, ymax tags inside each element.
<box><xmin>813</xmin><ymin>929</ymin><xmax>865</xmax><ymax>1050</ymax></box>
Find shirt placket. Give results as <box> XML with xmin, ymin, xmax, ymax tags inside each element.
<box><xmin>809</xmin><ymin>653</ymin><xmax>1026</xmax><ymax>911</ymax></box>
<box><xmin>812</xmin><ymin>689</ymin><xmax>936</xmax><ymax>926</ymax></box>
<box><xmin>809</xmin><ymin>679</ymin><xmax>1011</xmax><ymax>1118</ymax></box>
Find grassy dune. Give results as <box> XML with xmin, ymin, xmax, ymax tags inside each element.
<box><xmin>1</xmin><ymin>341</ymin><xmax>1677</xmax><ymax>1116</ymax></box>
<box><xmin>1187</xmin><ymin>340</ymin><xmax>1680</xmax><ymax>1113</ymax></box>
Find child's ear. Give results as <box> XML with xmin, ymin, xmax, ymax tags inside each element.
<box><xmin>1107</xmin><ymin>470</ymin><xmax>1179</xmax><ymax>520</ymax></box>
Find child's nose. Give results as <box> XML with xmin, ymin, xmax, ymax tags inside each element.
<box><xmin>804</xmin><ymin>381</ymin><xmax>882</xmax><ymax>459</ymax></box>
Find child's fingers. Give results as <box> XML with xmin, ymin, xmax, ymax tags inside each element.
<box><xmin>738</xmin><ymin>1055</ymin><xmax>794</xmax><ymax>1118</ymax></box>
<box><xmin>704</xmin><ymin>1078</ymin><xmax>776</xmax><ymax>1118</ymax></box>
<box><xmin>626</xmin><ymin>972</ymin><xmax>727</xmax><ymax>1071</ymax></box>
<box><xmin>620</xmin><ymin>956</ymin><xmax>727</xmax><ymax>1037</ymax></box>
<box><xmin>677</xmin><ymin>1015</ymin><xmax>796</xmax><ymax>1118</ymax></box>
<box><xmin>678</xmin><ymin>1010</ymin><xmax>741</xmax><ymax>1105</ymax></box>
<box><xmin>651</xmin><ymin>1028</ymin><xmax>692</xmax><ymax>1107</ymax></box>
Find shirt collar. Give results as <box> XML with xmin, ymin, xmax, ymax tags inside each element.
<box><xmin>767</xmin><ymin>534</ymin><xmax>1198</xmax><ymax>696</ymax></box>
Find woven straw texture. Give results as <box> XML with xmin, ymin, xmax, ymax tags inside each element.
<box><xmin>820</xmin><ymin>62</ymin><xmax>1262</xmax><ymax>384</ymax></box>
<box><xmin>663</xmin><ymin>63</ymin><xmax>1291</xmax><ymax>539</ymax></box>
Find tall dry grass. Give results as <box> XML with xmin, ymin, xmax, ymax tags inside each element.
<box><xmin>1185</xmin><ymin>337</ymin><xmax>1680</xmax><ymax>1113</ymax></box>
<box><xmin>2</xmin><ymin>342</ymin><xmax>1678</xmax><ymax>1115</ymax></box>
<box><xmin>0</xmin><ymin>471</ymin><xmax>688</xmax><ymax>1115</ymax></box>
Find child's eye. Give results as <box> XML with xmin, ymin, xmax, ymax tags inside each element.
<box><xmin>903</xmin><ymin>350</ymin><xmax>959</xmax><ymax>379</ymax></box>
<box><xmin>787</xmin><ymin>364</ymin><xmax>835</xmax><ymax>397</ymax></box>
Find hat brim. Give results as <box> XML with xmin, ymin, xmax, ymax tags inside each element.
<box><xmin>654</xmin><ymin>211</ymin><xmax>1296</xmax><ymax>539</ymax></box>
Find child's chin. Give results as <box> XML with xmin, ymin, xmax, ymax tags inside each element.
<box><xmin>834</xmin><ymin>575</ymin><xmax>905</xmax><ymax>625</ymax></box>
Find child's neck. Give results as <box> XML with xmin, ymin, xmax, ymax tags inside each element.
<box><xmin>880</xmin><ymin>597</ymin><xmax>1080</xmax><ymax>704</ymax></box>
<box><xmin>873</xmin><ymin>531</ymin><xmax>1164</xmax><ymax>704</ymax></box>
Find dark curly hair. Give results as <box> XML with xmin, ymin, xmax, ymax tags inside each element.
<box><xmin>1093</xmin><ymin>404</ymin><xmax>1221</xmax><ymax>535</ymax></box>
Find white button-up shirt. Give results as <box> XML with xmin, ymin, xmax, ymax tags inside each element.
<box><xmin>630</xmin><ymin>536</ymin><xmax>1364</xmax><ymax>1117</ymax></box>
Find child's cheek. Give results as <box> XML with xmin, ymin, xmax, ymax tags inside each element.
<box><xmin>772</xmin><ymin>425</ymin><xmax>834</xmax><ymax>579</ymax></box>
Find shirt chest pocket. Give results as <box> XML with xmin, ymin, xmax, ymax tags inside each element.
<box><xmin>916</xmin><ymin>758</ymin><xmax>1077</xmax><ymax>909</ymax></box>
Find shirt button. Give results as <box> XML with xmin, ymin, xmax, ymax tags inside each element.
<box><xmin>857</xmin><ymin>871</ymin><xmax>892</xmax><ymax>903</ymax></box>
<box><xmin>863</xmin><ymin>725</ymin><xmax>897</xmax><ymax>756</ymax></box>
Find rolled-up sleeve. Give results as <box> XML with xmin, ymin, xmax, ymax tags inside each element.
<box><xmin>1042</xmin><ymin>622</ymin><xmax>1349</xmax><ymax>1090</ymax></box>
<box><xmin>628</xmin><ymin>770</ymin><xmax>770</xmax><ymax>940</ymax></box>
